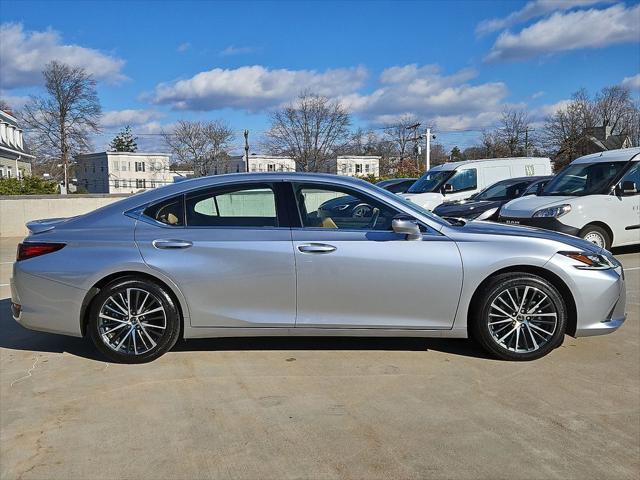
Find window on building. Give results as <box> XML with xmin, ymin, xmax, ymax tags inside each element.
<box><xmin>236</xmin><ymin>165</ymin><xmax>240</xmax><ymax>173</ymax></box>
<box><xmin>7</xmin><ymin>168</ymin><xmax>12</xmax><ymax>178</ymax></box>
<box><xmin>150</xmin><ymin>181</ymin><xmax>156</xmax><ymax>188</ymax></box>
<box><xmin>267</xmin><ymin>164</ymin><xmax>275</xmax><ymax>172</ymax></box>
<box><xmin>293</xmin><ymin>183</ymin><xmax>400</xmax><ymax>231</ymax></box>
<box><xmin>250</xmin><ymin>165</ymin><xmax>257</xmax><ymax>172</ymax></box>
<box><xmin>0</xmin><ymin>169</ymin><xmax>4</xmax><ymax>178</ymax></box>
<box><xmin>355</xmin><ymin>164</ymin><xmax>362</xmax><ymax>174</ymax></box>
<box><xmin>136</xmin><ymin>178</ymin><xmax>146</xmax><ymax>189</ymax></box>
<box><xmin>135</xmin><ymin>162</ymin><xmax>146</xmax><ymax>172</ymax></box>
<box><xmin>112</xmin><ymin>161</ymin><xmax>119</xmax><ymax>170</ymax></box>
<box><xmin>365</xmin><ymin>164</ymin><xmax>370</xmax><ymax>173</ymax></box>
<box><xmin>185</xmin><ymin>184</ymin><xmax>278</xmax><ymax>227</ymax></box>
<box><xmin>114</xmin><ymin>179</ymin><xmax>120</xmax><ymax>188</ymax></box>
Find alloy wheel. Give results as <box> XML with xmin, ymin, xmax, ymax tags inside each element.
<box><xmin>488</xmin><ymin>285</ymin><xmax>558</xmax><ymax>353</ymax></box>
<box><xmin>98</xmin><ymin>287</ymin><xmax>167</xmax><ymax>355</ymax></box>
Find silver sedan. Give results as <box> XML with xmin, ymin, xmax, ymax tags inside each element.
<box><xmin>11</xmin><ymin>173</ymin><xmax>626</xmax><ymax>363</ymax></box>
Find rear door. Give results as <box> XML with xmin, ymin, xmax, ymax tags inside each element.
<box><xmin>135</xmin><ymin>181</ymin><xmax>296</xmax><ymax>328</ymax></box>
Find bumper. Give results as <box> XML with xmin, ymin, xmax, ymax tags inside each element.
<box><xmin>11</xmin><ymin>269</ymin><xmax>86</xmax><ymax>337</ymax></box>
<box><xmin>545</xmin><ymin>253</ymin><xmax>627</xmax><ymax>338</ymax></box>
<box><xmin>498</xmin><ymin>217</ymin><xmax>580</xmax><ymax>237</ymax></box>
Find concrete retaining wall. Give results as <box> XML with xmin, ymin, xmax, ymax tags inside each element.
<box><xmin>0</xmin><ymin>194</ymin><xmax>130</xmax><ymax>237</ymax></box>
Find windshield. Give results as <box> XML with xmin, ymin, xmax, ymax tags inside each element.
<box><xmin>475</xmin><ymin>180</ymin><xmax>531</xmax><ymax>201</ymax></box>
<box><xmin>542</xmin><ymin>162</ymin><xmax>628</xmax><ymax>196</ymax></box>
<box><xmin>407</xmin><ymin>170</ymin><xmax>453</xmax><ymax>193</ymax></box>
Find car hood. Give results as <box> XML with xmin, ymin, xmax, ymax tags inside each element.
<box><xmin>500</xmin><ymin>195</ymin><xmax>574</xmax><ymax>218</ymax></box>
<box><xmin>433</xmin><ymin>200</ymin><xmax>501</xmax><ymax>218</ymax></box>
<box><xmin>401</xmin><ymin>192</ymin><xmax>445</xmax><ymax>210</ymax></box>
<box><xmin>451</xmin><ymin>219</ymin><xmax>601</xmax><ymax>253</ymax></box>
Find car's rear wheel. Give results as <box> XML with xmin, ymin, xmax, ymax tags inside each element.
<box><xmin>89</xmin><ymin>277</ymin><xmax>181</xmax><ymax>363</ymax></box>
<box><xmin>579</xmin><ymin>224</ymin><xmax>611</xmax><ymax>250</ymax></box>
<box><xmin>471</xmin><ymin>273</ymin><xmax>567</xmax><ymax>361</ymax></box>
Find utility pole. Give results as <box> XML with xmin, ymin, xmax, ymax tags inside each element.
<box><xmin>243</xmin><ymin>129</ymin><xmax>250</xmax><ymax>172</ymax></box>
<box><xmin>425</xmin><ymin>127</ymin><xmax>431</xmax><ymax>172</ymax></box>
<box><xmin>524</xmin><ymin>127</ymin><xmax>534</xmax><ymax>156</ymax></box>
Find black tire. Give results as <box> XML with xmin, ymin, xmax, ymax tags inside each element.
<box><xmin>88</xmin><ymin>277</ymin><xmax>181</xmax><ymax>363</ymax></box>
<box><xmin>470</xmin><ymin>273</ymin><xmax>567</xmax><ymax>361</ymax></box>
<box><xmin>579</xmin><ymin>224</ymin><xmax>611</xmax><ymax>250</ymax></box>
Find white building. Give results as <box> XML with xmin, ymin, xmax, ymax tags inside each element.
<box><xmin>0</xmin><ymin>109</ymin><xmax>34</xmax><ymax>179</ymax></box>
<box><xmin>75</xmin><ymin>152</ymin><xmax>193</xmax><ymax>194</ymax></box>
<box><xmin>331</xmin><ymin>156</ymin><xmax>380</xmax><ymax>177</ymax></box>
<box><xmin>226</xmin><ymin>154</ymin><xmax>296</xmax><ymax>174</ymax></box>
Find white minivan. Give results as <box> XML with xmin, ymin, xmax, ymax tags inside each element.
<box><xmin>499</xmin><ymin>147</ymin><xmax>640</xmax><ymax>249</ymax></box>
<box><xmin>402</xmin><ymin>157</ymin><xmax>552</xmax><ymax>210</ymax></box>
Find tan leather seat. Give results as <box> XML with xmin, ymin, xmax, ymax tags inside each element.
<box><xmin>321</xmin><ymin>217</ymin><xmax>338</xmax><ymax>229</ymax></box>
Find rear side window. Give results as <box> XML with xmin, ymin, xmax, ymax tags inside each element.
<box><xmin>185</xmin><ymin>183</ymin><xmax>279</xmax><ymax>227</ymax></box>
<box><xmin>143</xmin><ymin>196</ymin><xmax>184</xmax><ymax>226</ymax></box>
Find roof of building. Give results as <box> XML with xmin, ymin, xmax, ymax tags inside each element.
<box><xmin>0</xmin><ymin>109</ymin><xmax>34</xmax><ymax>159</ymax></box>
<box><xmin>76</xmin><ymin>151</ymin><xmax>171</xmax><ymax>159</ymax></box>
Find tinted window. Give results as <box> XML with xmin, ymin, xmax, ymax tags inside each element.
<box><xmin>381</xmin><ymin>179</ymin><xmax>416</xmax><ymax>193</ymax></box>
<box><xmin>447</xmin><ymin>169</ymin><xmax>477</xmax><ymax>192</ymax></box>
<box><xmin>619</xmin><ymin>162</ymin><xmax>639</xmax><ymax>193</ymax></box>
<box><xmin>294</xmin><ymin>183</ymin><xmax>400</xmax><ymax>231</ymax></box>
<box><xmin>476</xmin><ymin>180</ymin><xmax>531</xmax><ymax>201</ymax></box>
<box><xmin>185</xmin><ymin>184</ymin><xmax>278</xmax><ymax>227</ymax></box>
<box><xmin>407</xmin><ymin>171</ymin><xmax>453</xmax><ymax>193</ymax></box>
<box><xmin>143</xmin><ymin>196</ymin><xmax>184</xmax><ymax>226</ymax></box>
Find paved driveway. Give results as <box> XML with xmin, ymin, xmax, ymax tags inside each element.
<box><xmin>1</xmin><ymin>237</ymin><xmax>638</xmax><ymax>480</ymax></box>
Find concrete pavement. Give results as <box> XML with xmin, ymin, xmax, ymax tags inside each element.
<box><xmin>1</xmin><ymin>236</ymin><xmax>638</xmax><ymax>479</ymax></box>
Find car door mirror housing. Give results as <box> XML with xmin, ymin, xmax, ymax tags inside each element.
<box><xmin>443</xmin><ymin>183</ymin><xmax>454</xmax><ymax>194</ymax></box>
<box><xmin>618</xmin><ymin>180</ymin><xmax>637</xmax><ymax>196</ymax></box>
<box><xmin>392</xmin><ymin>218</ymin><xmax>422</xmax><ymax>241</ymax></box>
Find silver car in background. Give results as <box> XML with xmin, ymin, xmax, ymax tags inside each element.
<box><xmin>11</xmin><ymin>173</ymin><xmax>626</xmax><ymax>363</ymax></box>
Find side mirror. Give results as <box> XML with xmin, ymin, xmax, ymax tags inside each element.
<box><xmin>443</xmin><ymin>183</ymin><xmax>454</xmax><ymax>194</ymax></box>
<box><xmin>618</xmin><ymin>180</ymin><xmax>637</xmax><ymax>196</ymax></box>
<box><xmin>392</xmin><ymin>217</ymin><xmax>422</xmax><ymax>241</ymax></box>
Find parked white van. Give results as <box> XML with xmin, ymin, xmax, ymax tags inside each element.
<box><xmin>499</xmin><ymin>147</ymin><xmax>640</xmax><ymax>249</ymax></box>
<box><xmin>402</xmin><ymin>157</ymin><xmax>552</xmax><ymax>210</ymax></box>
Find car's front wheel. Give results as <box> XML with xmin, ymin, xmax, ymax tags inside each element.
<box><xmin>88</xmin><ymin>277</ymin><xmax>181</xmax><ymax>363</ymax></box>
<box><xmin>471</xmin><ymin>273</ymin><xmax>567</xmax><ymax>361</ymax></box>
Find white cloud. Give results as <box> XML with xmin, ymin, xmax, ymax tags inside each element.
<box><xmin>177</xmin><ymin>42</ymin><xmax>191</xmax><ymax>53</ymax></box>
<box><xmin>0</xmin><ymin>23</ymin><xmax>126</xmax><ymax>89</ymax></box>
<box><xmin>151</xmin><ymin>65</ymin><xmax>368</xmax><ymax>111</ymax></box>
<box><xmin>101</xmin><ymin>109</ymin><xmax>164</xmax><ymax>128</ymax></box>
<box><xmin>531</xmin><ymin>91</ymin><xmax>545</xmax><ymax>99</ymax></box>
<box><xmin>622</xmin><ymin>73</ymin><xmax>640</xmax><ymax>91</ymax></box>
<box><xmin>220</xmin><ymin>45</ymin><xmax>255</xmax><ymax>56</ymax></box>
<box><xmin>477</xmin><ymin>0</ymin><xmax>611</xmax><ymax>35</ymax></box>
<box><xmin>342</xmin><ymin>64</ymin><xmax>509</xmax><ymax>129</ymax></box>
<box><xmin>486</xmin><ymin>4</ymin><xmax>640</xmax><ymax>62</ymax></box>
<box><xmin>0</xmin><ymin>91</ymin><xmax>29</xmax><ymax>110</ymax></box>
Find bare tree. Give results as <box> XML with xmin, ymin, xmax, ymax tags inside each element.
<box><xmin>497</xmin><ymin>108</ymin><xmax>532</xmax><ymax>156</ymax></box>
<box><xmin>21</xmin><ymin>61</ymin><xmax>101</xmax><ymax>188</ymax></box>
<box><xmin>595</xmin><ymin>85</ymin><xmax>634</xmax><ymax>134</ymax></box>
<box><xmin>383</xmin><ymin>114</ymin><xmax>420</xmax><ymax>161</ymax></box>
<box><xmin>264</xmin><ymin>92</ymin><xmax>351</xmax><ymax>172</ymax></box>
<box><xmin>163</xmin><ymin>120</ymin><xmax>235</xmax><ymax>176</ymax></box>
<box><xmin>0</xmin><ymin>98</ymin><xmax>12</xmax><ymax>112</ymax></box>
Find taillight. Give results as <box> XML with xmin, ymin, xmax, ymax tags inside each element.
<box><xmin>17</xmin><ymin>242</ymin><xmax>66</xmax><ymax>261</ymax></box>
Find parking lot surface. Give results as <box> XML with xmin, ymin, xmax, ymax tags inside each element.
<box><xmin>1</xmin><ymin>236</ymin><xmax>639</xmax><ymax>480</ymax></box>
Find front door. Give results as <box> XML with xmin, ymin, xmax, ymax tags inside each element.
<box><xmin>613</xmin><ymin>162</ymin><xmax>640</xmax><ymax>245</ymax></box>
<box><xmin>135</xmin><ymin>182</ymin><xmax>296</xmax><ymax>328</ymax></box>
<box><xmin>290</xmin><ymin>182</ymin><xmax>463</xmax><ymax>329</ymax></box>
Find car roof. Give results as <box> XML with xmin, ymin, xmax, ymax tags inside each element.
<box><xmin>429</xmin><ymin>157</ymin><xmax>551</xmax><ymax>172</ymax></box>
<box><xmin>572</xmin><ymin>147</ymin><xmax>640</xmax><ymax>164</ymax></box>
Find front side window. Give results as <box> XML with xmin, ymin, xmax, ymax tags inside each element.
<box><xmin>542</xmin><ymin>161</ymin><xmax>628</xmax><ymax>196</ymax></box>
<box><xmin>185</xmin><ymin>183</ymin><xmax>278</xmax><ymax>227</ymax></box>
<box><xmin>476</xmin><ymin>179</ymin><xmax>530</xmax><ymax>201</ymax></box>
<box><xmin>619</xmin><ymin>162</ymin><xmax>639</xmax><ymax>193</ymax></box>
<box><xmin>143</xmin><ymin>196</ymin><xmax>184</xmax><ymax>226</ymax></box>
<box><xmin>447</xmin><ymin>169</ymin><xmax>477</xmax><ymax>192</ymax></box>
<box><xmin>294</xmin><ymin>183</ymin><xmax>400</xmax><ymax>231</ymax></box>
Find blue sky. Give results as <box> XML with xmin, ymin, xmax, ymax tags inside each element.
<box><xmin>1</xmin><ymin>0</ymin><xmax>639</xmax><ymax>153</ymax></box>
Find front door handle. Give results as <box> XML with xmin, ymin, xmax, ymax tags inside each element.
<box><xmin>152</xmin><ymin>239</ymin><xmax>193</xmax><ymax>249</ymax></box>
<box><xmin>297</xmin><ymin>243</ymin><xmax>337</xmax><ymax>254</ymax></box>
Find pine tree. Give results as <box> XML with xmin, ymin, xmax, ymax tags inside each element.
<box><xmin>109</xmin><ymin>126</ymin><xmax>138</xmax><ymax>152</ymax></box>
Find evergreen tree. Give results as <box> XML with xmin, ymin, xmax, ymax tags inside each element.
<box><xmin>450</xmin><ymin>146</ymin><xmax>462</xmax><ymax>160</ymax></box>
<box><xmin>109</xmin><ymin>126</ymin><xmax>138</xmax><ymax>152</ymax></box>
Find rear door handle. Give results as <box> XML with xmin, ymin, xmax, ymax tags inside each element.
<box><xmin>297</xmin><ymin>243</ymin><xmax>337</xmax><ymax>254</ymax></box>
<box><xmin>152</xmin><ymin>239</ymin><xmax>193</xmax><ymax>249</ymax></box>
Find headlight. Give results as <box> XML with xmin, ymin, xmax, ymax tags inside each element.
<box><xmin>533</xmin><ymin>204</ymin><xmax>571</xmax><ymax>218</ymax></box>
<box><xmin>559</xmin><ymin>251</ymin><xmax>616</xmax><ymax>270</ymax></box>
<box><xmin>474</xmin><ymin>207</ymin><xmax>499</xmax><ymax>221</ymax></box>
